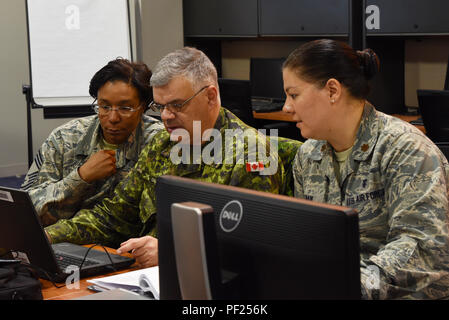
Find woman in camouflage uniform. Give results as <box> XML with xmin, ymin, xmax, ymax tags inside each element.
<box><xmin>283</xmin><ymin>39</ymin><xmax>449</xmax><ymax>299</ymax></box>
<box><xmin>22</xmin><ymin>59</ymin><xmax>163</xmax><ymax>226</ymax></box>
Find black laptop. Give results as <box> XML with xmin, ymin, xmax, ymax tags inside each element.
<box><xmin>0</xmin><ymin>186</ymin><xmax>135</xmax><ymax>282</ymax></box>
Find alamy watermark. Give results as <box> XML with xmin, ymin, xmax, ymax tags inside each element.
<box><xmin>168</xmin><ymin>121</ymin><xmax>279</xmax><ymax>175</ymax></box>
<box><xmin>65</xmin><ymin>265</ymin><xmax>80</xmax><ymax>289</ymax></box>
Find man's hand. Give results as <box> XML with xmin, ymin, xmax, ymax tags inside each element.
<box><xmin>116</xmin><ymin>236</ymin><xmax>158</xmax><ymax>268</ymax></box>
<box><xmin>78</xmin><ymin>150</ymin><xmax>116</xmax><ymax>183</ymax></box>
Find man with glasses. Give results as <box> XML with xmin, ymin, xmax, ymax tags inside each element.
<box><xmin>22</xmin><ymin>58</ymin><xmax>163</xmax><ymax>227</ymax></box>
<box><xmin>45</xmin><ymin>47</ymin><xmax>285</xmax><ymax>267</ymax></box>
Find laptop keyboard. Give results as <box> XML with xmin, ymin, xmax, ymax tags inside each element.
<box><xmin>252</xmin><ymin>100</ymin><xmax>284</xmax><ymax>113</ymax></box>
<box><xmin>409</xmin><ymin>117</ymin><xmax>424</xmax><ymax>126</ymax></box>
<box><xmin>55</xmin><ymin>253</ymin><xmax>98</xmax><ymax>270</ymax></box>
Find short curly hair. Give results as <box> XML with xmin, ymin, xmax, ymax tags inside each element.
<box><xmin>89</xmin><ymin>58</ymin><xmax>153</xmax><ymax>109</ymax></box>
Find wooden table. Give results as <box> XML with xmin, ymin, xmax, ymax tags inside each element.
<box><xmin>252</xmin><ymin>111</ymin><xmax>425</xmax><ymax>133</ymax></box>
<box><xmin>393</xmin><ymin>114</ymin><xmax>425</xmax><ymax>133</ymax></box>
<box><xmin>40</xmin><ymin>247</ymin><xmax>140</xmax><ymax>300</ymax></box>
<box><xmin>252</xmin><ymin>110</ymin><xmax>296</xmax><ymax>122</ymax></box>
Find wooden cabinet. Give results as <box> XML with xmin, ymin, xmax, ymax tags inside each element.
<box><xmin>183</xmin><ymin>0</ymin><xmax>258</xmax><ymax>37</ymax></box>
<box><xmin>183</xmin><ymin>0</ymin><xmax>449</xmax><ymax>38</ymax></box>
<box><xmin>366</xmin><ymin>0</ymin><xmax>449</xmax><ymax>35</ymax></box>
<box><xmin>259</xmin><ymin>0</ymin><xmax>348</xmax><ymax>36</ymax></box>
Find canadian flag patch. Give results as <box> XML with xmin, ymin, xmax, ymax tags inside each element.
<box><xmin>246</xmin><ymin>161</ymin><xmax>264</xmax><ymax>172</ymax></box>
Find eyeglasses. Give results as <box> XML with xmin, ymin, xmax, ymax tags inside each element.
<box><xmin>92</xmin><ymin>101</ymin><xmax>142</xmax><ymax>117</ymax></box>
<box><xmin>148</xmin><ymin>85</ymin><xmax>210</xmax><ymax>114</ymax></box>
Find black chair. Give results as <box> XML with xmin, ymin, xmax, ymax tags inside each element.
<box><xmin>417</xmin><ymin>89</ymin><xmax>449</xmax><ymax>142</ymax></box>
<box><xmin>435</xmin><ymin>142</ymin><xmax>449</xmax><ymax>161</ymax></box>
<box><xmin>261</xmin><ymin>120</ymin><xmax>304</xmax><ymax>141</ymax></box>
<box><xmin>218</xmin><ymin>78</ymin><xmax>256</xmax><ymax>127</ymax></box>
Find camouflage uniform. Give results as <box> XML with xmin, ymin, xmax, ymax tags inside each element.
<box><xmin>293</xmin><ymin>103</ymin><xmax>449</xmax><ymax>299</ymax></box>
<box><xmin>45</xmin><ymin>108</ymin><xmax>284</xmax><ymax>247</ymax></box>
<box><xmin>22</xmin><ymin>114</ymin><xmax>163</xmax><ymax>226</ymax></box>
<box><xmin>273</xmin><ymin>136</ymin><xmax>303</xmax><ymax>196</ymax></box>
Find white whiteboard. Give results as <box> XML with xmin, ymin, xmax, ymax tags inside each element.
<box><xmin>26</xmin><ymin>0</ymin><xmax>132</xmax><ymax>107</ymax></box>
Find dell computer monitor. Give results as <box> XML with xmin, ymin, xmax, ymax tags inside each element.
<box><xmin>250</xmin><ymin>57</ymin><xmax>286</xmax><ymax>101</ymax></box>
<box><xmin>156</xmin><ymin>175</ymin><xmax>361</xmax><ymax>300</ymax></box>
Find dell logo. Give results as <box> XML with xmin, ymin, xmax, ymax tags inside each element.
<box><xmin>219</xmin><ymin>200</ymin><xmax>243</xmax><ymax>233</ymax></box>
<box><xmin>222</xmin><ymin>210</ymin><xmax>240</xmax><ymax>221</ymax></box>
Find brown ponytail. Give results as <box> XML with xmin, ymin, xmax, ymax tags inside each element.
<box><xmin>283</xmin><ymin>39</ymin><xmax>380</xmax><ymax>100</ymax></box>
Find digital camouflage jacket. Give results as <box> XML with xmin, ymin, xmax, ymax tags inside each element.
<box><xmin>46</xmin><ymin>108</ymin><xmax>286</xmax><ymax>247</ymax></box>
<box><xmin>22</xmin><ymin>114</ymin><xmax>163</xmax><ymax>226</ymax></box>
<box><xmin>293</xmin><ymin>103</ymin><xmax>449</xmax><ymax>299</ymax></box>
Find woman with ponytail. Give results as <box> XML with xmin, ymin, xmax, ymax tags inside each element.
<box><xmin>283</xmin><ymin>39</ymin><xmax>449</xmax><ymax>299</ymax></box>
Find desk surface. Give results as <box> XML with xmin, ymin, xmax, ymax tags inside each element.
<box><xmin>252</xmin><ymin>110</ymin><xmax>295</xmax><ymax>122</ymax></box>
<box><xmin>40</xmin><ymin>247</ymin><xmax>140</xmax><ymax>300</ymax></box>
<box><xmin>253</xmin><ymin>111</ymin><xmax>425</xmax><ymax>133</ymax></box>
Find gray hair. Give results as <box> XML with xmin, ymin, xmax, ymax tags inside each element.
<box><xmin>150</xmin><ymin>47</ymin><xmax>218</xmax><ymax>90</ymax></box>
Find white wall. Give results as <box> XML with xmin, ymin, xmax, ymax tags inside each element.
<box><xmin>0</xmin><ymin>0</ymin><xmax>183</xmax><ymax>177</ymax></box>
<box><xmin>404</xmin><ymin>38</ymin><xmax>449</xmax><ymax>107</ymax></box>
<box><xmin>221</xmin><ymin>39</ymin><xmax>306</xmax><ymax>80</ymax></box>
<box><xmin>0</xmin><ymin>0</ymin><xmax>32</xmax><ymax>177</ymax></box>
<box><xmin>140</xmin><ymin>0</ymin><xmax>184</xmax><ymax>69</ymax></box>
